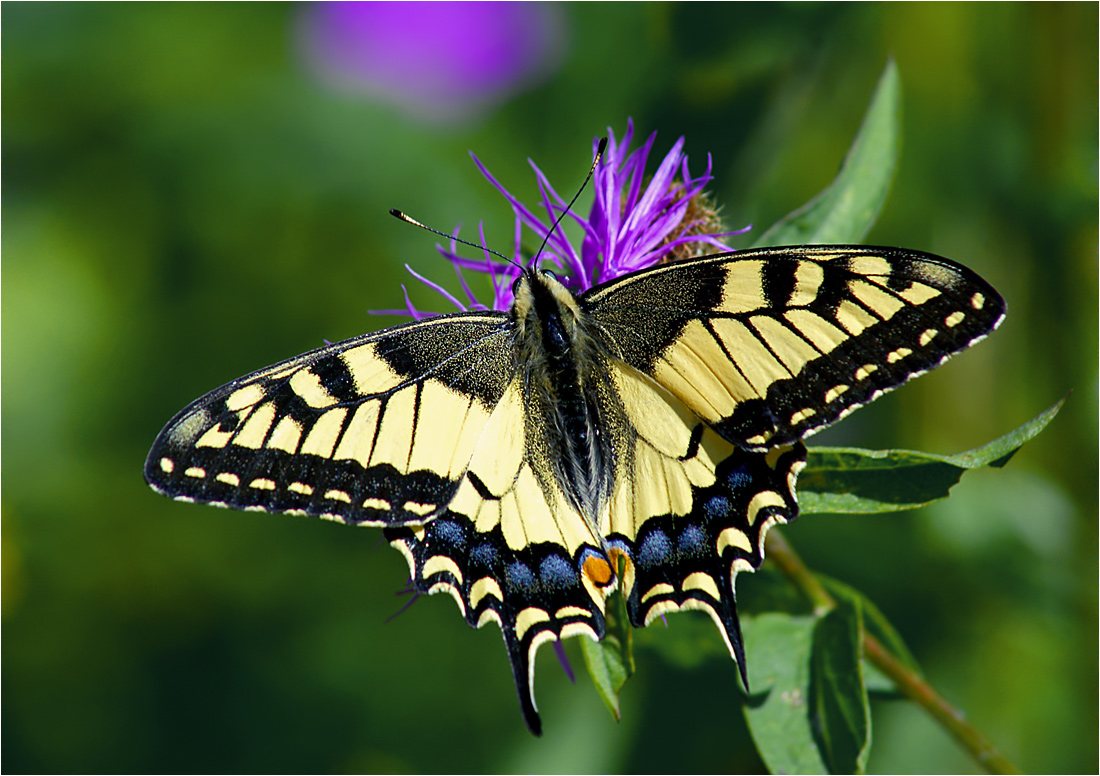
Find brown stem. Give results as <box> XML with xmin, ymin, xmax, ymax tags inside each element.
<box><xmin>764</xmin><ymin>529</ymin><xmax>1022</xmax><ymax>775</ymax></box>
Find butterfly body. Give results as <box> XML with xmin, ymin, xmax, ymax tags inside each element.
<box><xmin>510</xmin><ymin>269</ymin><xmax>616</xmax><ymax>526</ymax></box>
<box><xmin>145</xmin><ymin>245</ymin><xmax>1004</xmax><ymax>734</ymax></box>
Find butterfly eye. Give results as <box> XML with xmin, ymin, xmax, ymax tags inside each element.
<box><xmin>541</xmin><ymin>269</ymin><xmax>559</xmax><ymax>282</ymax></box>
<box><xmin>511</xmin><ymin>277</ymin><xmax>523</xmax><ymax>297</ymax></box>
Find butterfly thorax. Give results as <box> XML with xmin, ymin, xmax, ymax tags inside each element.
<box><xmin>511</xmin><ymin>269</ymin><xmax>618</xmax><ymax>525</ymax></box>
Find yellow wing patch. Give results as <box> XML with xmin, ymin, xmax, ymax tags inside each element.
<box><xmin>605</xmin><ymin>359</ymin><xmax>734</xmax><ymax>541</ymax></box>
<box><xmin>448</xmin><ymin>379</ymin><xmax>600</xmax><ymax>558</ymax></box>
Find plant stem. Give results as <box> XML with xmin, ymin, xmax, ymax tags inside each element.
<box><xmin>764</xmin><ymin>529</ymin><xmax>1022</xmax><ymax>775</ymax></box>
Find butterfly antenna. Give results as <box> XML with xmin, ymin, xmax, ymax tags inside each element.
<box><xmin>529</xmin><ymin>136</ymin><xmax>608</xmax><ymax>271</ymax></box>
<box><xmin>390</xmin><ymin>209</ymin><xmax>523</xmax><ymax>272</ymax></box>
<box><xmin>392</xmin><ymin>136</ymin><xmax>607</xmax><ymax>275</ymax></box>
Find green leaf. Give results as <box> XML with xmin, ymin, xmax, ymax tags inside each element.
<box><xmin>811</xmin><ymin>592</ymin><xmax>871</xmax><ymax>774</ymax></box>
<box><xmin>754</xmin><ymin>59</ymin><xmax>900</xmax><ymax>247</ymax></box>
<box><xmin>799</xmin><ymin>399</ymin><xmax>1064</xmax><ymax>515</ymax></box>
<box><xmin>743</xmin><ymin>613</ymin><xmax>828</xmax><ymax>775</ymax></box>
<box><xmin>818</xmin><ymin>576</ymin><xmax>922</xmax><ymax>696</ymax></box>
<box><xmin>580</xmin><ymin>568</ymin><xmax>635</xmax><ymax>720</ymax></box>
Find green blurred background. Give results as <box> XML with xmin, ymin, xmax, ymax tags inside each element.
<box><xmin>4</xmin><ymin>3</ymin><xmax>1096</xmax><ymax>773</ymax></box>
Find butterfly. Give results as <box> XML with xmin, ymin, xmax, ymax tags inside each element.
<box><xmin>145</xmin><ymin>243</ymin><xmax>1004</xmax><ymax>734</ymax></box>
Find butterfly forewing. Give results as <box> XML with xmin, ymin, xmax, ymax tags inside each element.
<box><xmin>584</xmin><ymin>245</ymin><xmax>1005</xmax><ymax>450</ymax></box>
<box><xmin>145</xmin><ymin>312</ymin><xmax>514</xmax><ymax>526</ymax></box>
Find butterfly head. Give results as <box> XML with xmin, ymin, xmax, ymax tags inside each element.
<box><xmin>511</xmin><ymin>268</ymin><xmax>585</xmax><ymax>359</ymax></box>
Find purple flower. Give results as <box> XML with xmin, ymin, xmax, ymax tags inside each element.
<box><xmin>395</xmin><ymin>121</ymin><xmax>746</xmax><ymax>317</ymax></box>
<box><xmin>299</xmin><ymin>2</ymin><xmax>565</xmax><ymax>123</ymax></box>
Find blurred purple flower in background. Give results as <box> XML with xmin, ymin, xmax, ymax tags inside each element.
<box><xmin>299</xmin><ymin>2</ymin><xmax>565</xmax><ymax>122</ymax></box>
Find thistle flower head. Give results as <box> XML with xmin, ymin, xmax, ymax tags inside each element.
<box><xmin>396</xmin><ymin>121</ymin><xmax>746</xmax><ymax>317</ymax></box>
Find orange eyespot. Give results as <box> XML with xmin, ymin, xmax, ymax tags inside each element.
<box><xmin>582</xmin><ymin>554</ymin><xmax>614</xmax><ymax>587</ymax></box>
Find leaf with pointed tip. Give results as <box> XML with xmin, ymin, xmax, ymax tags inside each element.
<box><xmin>580</xmin><ymin>588</ymin><xmax>634</xmax><ymax>720</ymax></box>
<box><xmin>818</xmin><ymin>576</ymin><xmax>922</xmax><ymax>696</ymax></box>
<box><xmin>799</xmin><ymin>399</ymin><xmax>1064</xmax><ymax>515</ymax></box>
<box><xmin>755</xmin><ymin>59</ymin><xmax>900</xmax><ymax>247</ymax></box>
<box><xmin>811</xmin><ymin>585</ymin><xmax>871</xmax><ymax>773</ymax></box>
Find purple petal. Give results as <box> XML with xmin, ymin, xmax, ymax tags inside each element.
<box><xmin>405</xmin><ymin>264</ymin><xmax>467</xmax><ymax>311</ymax></box>
<box><xmin>552</xmin><ymin>639</ymin><xmax>576</xmax><ymax>683</ymax></box>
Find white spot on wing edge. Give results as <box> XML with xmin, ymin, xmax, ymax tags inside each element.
<box><xmin>824</xmin><ymin>384</ymin><xmax>850</xmax><ymax>404</ymax></box>
<box><xmin>790</xmin><ymin>407</ymin><xmax>816</xmax><ymax>426</ymax></box>
<box><xmin>854</xmin><ymin>363</ymin><xmax>879</xmax><ymax>381</ymax></box>
<box><xmin>403</xmin><ymin>501</ymin><xmax>436</xmax><ymax>516</ymax></box>
<box><xmin>746</xmin><ymin>490</ymin><xmax>787</xmax><ymax>526</ymax></box>
<box><xmin>427</xmin><ymin>583</ymin><xmax>467</xmax><ymax>617</ymax></box>
<box><xmin>476</xmin><ymin>608</ymin><xmax>502</xmax><ymax>629</ymax></box>
<box><xmin>682</xmin><ymin>571</ymin><xmax>721</xmax><ymax>600</ymax></box>
<box><xmin>559</xmin><ymin>621</ymin><xmax>599</xmax><ymax>641</ymax></box>
<box><xmin>716</xmin><ymin>526</ymin><xmax>752</xmax><ymax>555</ymax></box>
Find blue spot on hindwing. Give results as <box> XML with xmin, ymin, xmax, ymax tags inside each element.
<box><xmin>703</xmin><ymin>496</ymin><xmax>731</xmax><ymax>521</ymax></box>
<box><xmin>506</xmin><ymin>561</ymin><xmax>536</xmax><ymax>593</ymax></box>
<box><xmin>470</xmin><ymin>542</ymin><xmax>499</xmax><ymax>570</ymax></box>
<box><xmin>431</xmin><ymin>518</ymin><xmax>466</xmax><ymax>548</ymax></box>
<box><xmin>539</xmin><ymin>554</ymin><xmax>577</xmax><ymax>590</ymax></box>
<box><xmin>638</xmin><ymin>529</ymin><xmax>672</xmax><ymax>569</ymax></box>
<box><xmin>677</xmin><ymin>524</ymin><xmax>706</xmax><ymax>556</ymax></box>
<box><xmin>725</xmin><ymin>461</ymin><xmax>753</xmax><ymax>492</ymax></box>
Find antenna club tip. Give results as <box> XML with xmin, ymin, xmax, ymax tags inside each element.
<box><xmin>389</xmin><ymin>208</ymin><xmax>404</xmax><ymax>218</ymax></box>
<box><xmin>597</xmin><ymin>136</ymin><xmax>608</xmax><ymax>153</ymax></box>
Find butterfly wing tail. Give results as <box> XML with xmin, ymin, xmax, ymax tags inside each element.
<box><xmin>625</xmin><ymin>442</ymin><xmax>806</xmax><ymax>688</ymax></box>
<box><xmin>386</xmin><ymin>514</ymin><xmax>611</xmax><ymax>735</ymax></box>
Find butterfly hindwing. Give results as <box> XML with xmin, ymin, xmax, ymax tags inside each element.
<box><xmin>385</xmin><ymin>514</ymin><xmax>610</xmax><ymax>736</ymax></box>
<box><xmin>385</xmin><ymin>375</ymin><xmax>614</xmax><ymax>735</ymax></box>
<box><xmin>595</xmin><ymin>357</ymin><xmax>805</xmax><ymax>681</ymax></box>
<box><xmin>625</xmin><ymin>443</ymin><xmax>805</xmax><ymax>683</ymax></box>
<box><xmin>586</xmin><ymin>245</ymin><xmax>1006</xmax><ymax>450</ymax></box>
<box><xmin>145</xmin><ymin>312</ymin><xmax>515</xmax><ymax>526</ymax></box>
